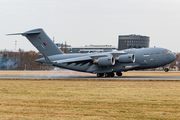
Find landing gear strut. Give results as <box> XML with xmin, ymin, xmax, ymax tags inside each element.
<box><xmin>116</xmin><ymin>72</ymin><xmax>122</xmax><ymax>76</ymax></box>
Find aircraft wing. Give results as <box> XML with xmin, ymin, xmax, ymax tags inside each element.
<box><xmin>54</xmin><ymin>56</ymin><xmax>93</xmax><ymax>64</ymax></box>
<box><xmin>54</xmin><ymin>51</ymin><xmax>127</xmax><ymax>64</ymax></box>
<box><xmin>110</xmin><ymin>51</ymin><xmax>127</xmax><ymax>57</ymax></box>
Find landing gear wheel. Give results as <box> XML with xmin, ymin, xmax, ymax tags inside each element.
<box><xmin>116</xmin><ymin>72</ymin><xmax>122</xmax><ymax>76</ymax></box>
<box><xmin>164</xmin><ymin>68</ymin><xmax>169</xmax><ymax>72</ymax></box>
<box><xmin>105</xmin><ymin>73</ymin><xmax>110</xmax><ymax>77</ymax></box>
<box><xmin>97</xmin><ymin>73</ymin><xmax>104</xmax><ymax>77</ymax></box>
<box><xmin>110</xmin><ymin>72</ymin><xmax>114</xmax><ymax>77</ymax></box>
<box><xmin>105</xmin><ymin>72</ymin><xmax>115</xmax><ymax>77</ymax></box>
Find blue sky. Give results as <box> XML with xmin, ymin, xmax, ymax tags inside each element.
<box><xmin>1</xmin><ymin>0</ymin><xmax>180</xmax><ymax>52</ymax></box>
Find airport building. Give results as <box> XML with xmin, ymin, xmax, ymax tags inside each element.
<box><xmin>118</xmin><ymin>35</ymin><xmax>149</xmax><ymax>50</ymax></box>
<box><xmin>56</xmin><ymin>34</ymin><xmax>149</xmax><ymax>53</ymax></box>
<box><xmin>56</xmin><ymin>44</ymin><xmax>117</xmax><ymax>53</ymax></box>
<box><xmin>68</xmin><ymin>45</ymin><xmax>116</xmax><ymax>53</ymax></box>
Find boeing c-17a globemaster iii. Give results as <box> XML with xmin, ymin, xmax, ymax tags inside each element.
<box><xmin>8</xmin><ymin>28</ymin><xmax>176</xmax><ymax>77</ymax></box>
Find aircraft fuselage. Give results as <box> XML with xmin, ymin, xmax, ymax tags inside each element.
<box><xmin>36</xmin><ymin>47</ymin><xmax>176</xmax><ymax>74</ymax></box>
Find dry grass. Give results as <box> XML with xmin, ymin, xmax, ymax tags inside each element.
<box><xmin>0</xmin><ymin>70</ymin><xmax>180</xmax><ymax>76</ymax></box>
<box><xmin>0</xmin><ymin>80</ymin><xmax>180</xmax><ymax>119</ymax></box>
<box><xmin>122</xmin><ymin>71</ymin><xmax>180</xmax><ymax>76</ymax></box>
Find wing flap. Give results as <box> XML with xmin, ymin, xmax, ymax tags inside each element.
<box><xmin>111</xmin><ymin>51</ymin><xmax>127</xmax><ymax>57</ymax></box>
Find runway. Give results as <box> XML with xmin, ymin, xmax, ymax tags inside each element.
<box><xmin>0</xmin><ymin>75</ymin><xmax>180</xmax><ymax>80</ymax></box>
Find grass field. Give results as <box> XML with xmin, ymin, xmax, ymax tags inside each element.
<box><xmin>0</xmin><ymin>79</ymin><xmax>180</xmax><ymax>119</ymax></box>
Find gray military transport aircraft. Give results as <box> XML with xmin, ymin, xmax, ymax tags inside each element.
<box><xmin>8</xmin><ymin>28</ymin><xmax>176</xmax><ymax>77</ymax></box>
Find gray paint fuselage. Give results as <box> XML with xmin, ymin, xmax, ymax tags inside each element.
<box><xmin>36</xmin><ymin>47</ymin><xmax>176</xmax><ymax>74</ymax></box>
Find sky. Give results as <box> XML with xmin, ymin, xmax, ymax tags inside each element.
<box><xmin>1</xmin><ymin>0</ymin><xmax>180</xmax><ymax>52</ymax></box>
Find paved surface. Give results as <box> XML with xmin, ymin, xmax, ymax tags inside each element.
<box><xmin>0</xmin><ymin>75</ymin><xmax>180</xmax><ymax>80</ymax></box>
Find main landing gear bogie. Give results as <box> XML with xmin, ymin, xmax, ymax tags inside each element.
<box><xmin>97</xmin><ymin>72</ymin><xmax>122</xmax><ymax>77</ymax></box>
<box><xmin>116</xmin><ymin>72</ymin><xmax>122</xmax><ymax>76</ymax></box>
<box><xmin>105</xmin><ymin>72</ymin><xmax>114</xmax><ymax>77</ymax></box>
<box><xmin>97</xmin><ymin>73</ymin><xmax>104</xmax><ymax>77</ymax></box>
<box><xmin>164</xmin><ymin>68</ymin><xmax>169</xmax><ymax>72</ymax></box>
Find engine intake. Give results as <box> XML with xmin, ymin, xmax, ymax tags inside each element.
<box><xmin>94</xmin><ymin>57</ymin><xmax>115</xmax><ymax>66</ymax></box>
<box><xmin>117</xmin><ymin>54</ymin><xmax>135</xmax><ymax>63</ymax></box>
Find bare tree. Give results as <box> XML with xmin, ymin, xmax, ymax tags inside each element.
<box><xmin>61</xmin><ymin>43</ymin><xmax>64</xmax><ymax>52</ymax></box>
<box><xmin>0</xmin><ymin>50</ymin><xmax>55</xmax><ymax>70</ymax></box>
<box><xmin>64</xmin><ymin>41</ymin><xmax>68</xmax><ymax>53</ymax></box>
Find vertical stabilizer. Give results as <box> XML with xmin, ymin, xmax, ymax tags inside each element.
<box><xmin>20</xmin><ymin>28</ymin><xmax>63</xmax><ymax>56</ymax></box>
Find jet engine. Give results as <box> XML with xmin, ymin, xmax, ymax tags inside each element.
<box><xmin>117</xmin><ymin>54</ymin><xmax>135</xmax><ymax>63</ymax></box>
<box><xmin>94</xmin><ymin>57</ymin><xmax>115</xmax><ymax>66</ymax></box>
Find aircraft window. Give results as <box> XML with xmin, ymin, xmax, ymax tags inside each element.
<box><xmin>168</xmin><ymin>54</ymin><xmax>171</xmax><ymax>56</ymax></box>
<box><xmin>163</xmin><ymin>51</ymin><xmax>166</xmax><ymax>54</ymax></box>
<box><xmin>166</xmin><ymin>51</ymin><xmax>168</xmax><ymax>53</ymax></box>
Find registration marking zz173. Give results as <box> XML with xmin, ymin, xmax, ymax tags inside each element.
<box><xmin>41</xmin><ymin>44</ymin><xmax>45</xmax><ymax>49</ymax></box>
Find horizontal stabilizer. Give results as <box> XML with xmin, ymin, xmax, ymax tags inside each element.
<box><xmin>7</xmin><ymin>33</ymin><xmax>23</xmax><ymax>35</ymax></box>
<box><xmin>7</xmin><ymin>30</ymin><xmax>41</xmax><ymax>36</ymax></box>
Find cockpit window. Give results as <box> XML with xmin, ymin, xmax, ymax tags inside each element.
<box><xmin>163</xmin><ymin>50</ymin><xmax>171</xmax><ymax>54</ymax></box>
<box><xmin>168</xmin><ymin>50</ymin><xmax>171</xmax><ymax>53</ymax></box>
<box><xmin>163</xmin><ymin>51</ymin><xmax>168</xmax><ymax>54</ymax></box>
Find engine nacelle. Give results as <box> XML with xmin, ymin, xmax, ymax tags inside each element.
<box><xmin>117</xmin><ymin>54</ymin><xmax>135</xmax><ymax>63</ymax></box>
<box><xmin>94</xmin><ymin>57</ymin><xmax>115</xmax><ymax>66</ymax></box>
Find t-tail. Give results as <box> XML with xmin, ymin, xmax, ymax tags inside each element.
<box><xmin>7</xmin><ymin>28</ymin><xmax>64</xmax><ymax>58</ymax></box>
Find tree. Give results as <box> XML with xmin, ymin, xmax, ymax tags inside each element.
<box><xmin>64</xmin><ymin>41</ymin><xmax>68</xmax><ymax>53</ymax></box>
<box><xmin>0</xmin><ymin>54</ymin><xmax>8</xmax><ymax>70</ymax></box>
<box><xmin>0</xmin><ymin>50</ymin><xmax>55</xmax><ymax>70</ymax></box>
<box><xmin>61</xmin><ymin>43</ymin><xmax>64</xmax><ymax>52</ymax></box>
